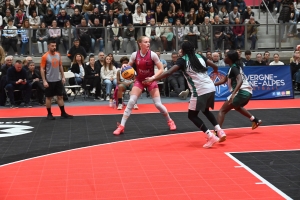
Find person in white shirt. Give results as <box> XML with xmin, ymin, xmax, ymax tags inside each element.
<box><xmin>132</xmin><ymin>5</ymin><xmax>146</xmax><ymax>39</ymax></box>
<box><xmin>269</xmin><ymin>53</ymin><xmax>285</xmax><ymax>65</ymax></box>
<box><xmin>145</xmin><ymin>18</ymin><xmax>162</xmax><ymax>50</ymax></box>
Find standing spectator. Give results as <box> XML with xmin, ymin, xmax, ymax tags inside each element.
<box><xmin>76</xmin><ymin>18</ymin><xmax>91</xmax><ymax>52</ymax></box>
<box><xmin>40</xmin><ymin>39</ymin><xmax>73</xmax><ymax>120</ymax></box>
<box><xmin>43</xmin><ymin>8</ymin><xmax>56</xmax><ymax>27</ymax></box>
<box><xmin>184</xmin><ymin>19</ymin><xmax>200</xmax><ymax>50</ymax></box>
<box><xmin>57</xmin><ymin>9</ymin><xmax>71</xmax><ymax>27</ymax></box>
<box><xmin>2</xmin><ymin>19</ymin><xmax>18</xmax><ymax>56</ymax></box>
<box><xmin>233</xmin><ymin>17</ymin><xmax>245</xmax><ymax>49</ymax></box>
<box><xmin>242</xmin><ymin>50</ymin><xmax>254</xmax><ymax>66</ymax></box>
<box><xmin>263</xmin><ymin>51</ymin><xmax>270</xmax><ymax>65</ymax></box>
<box><xmin>67</xmin><ymin>39</ymin><xmax>87</xmax><ymax>61</ymax></box>
<box><xmin>132</xmin><ymin>6</ymin><xmax>146</xmax><ymax>39</ymax></box>
<box><xmin>247</xmin><ymin>16</ymin><xmax>258</xmax><ymax>50</ymax></box>
<box><xmin>200</xmin><ymin>17</ymin><xmax>211</xmax><ymax>51</ymax></box>
<box><xmin>85</xmin><ymin>55</ymin><xmax>102</xmax><ymax>100</ymax></box>
<box><xmin>254</xmin><ymin>53</ymin><xmax>267</xmax><ymax>66</ymax></box>
<box><xmin>110</xmin><ymin>18</ymin><xmax>121</xmax><ymax>54</ymax></box>
<box><xmin>278</xmin><ymin>0</ymin><xmax>292</xmax><ymax>41</ymax></box>
<box><xmin>90</xmin><ymin>18</ymin><xmax>105</xmax><ymax>53</ymax></box>
<box><xmin>101</xmin><ymin>55</ymin><xmax>117</xmax><ymax>100</ymax></box>
<box><xmin>48</xmin><ymin>20</ymin><xmax>61</xmax><ymax>51</ymax></box>
<box><xmin>123</xmin><ymin>24</ymin><xmax>137</xmax><ymax>53</ymax></box>
<box><xmin>229</xmin><ymin>6</ymin><xmax>240</xmax><ymax>24</ymax></box>
<box><xmin>27</xmin><ymin>61</ymin><xmax>45</xmax><ymax>105</ymax></box>
<box><xmin>14</xmin><ymin>9</ymin><xmax>27</xmax><ymax>29</ymax></box>
<box><xmin>36</xmin><ymin>22</ymin><xmax>49</xmax><ymax>54</ymax></box>
<box><xmin>6</xmin><ymin>60</ymin><xmax>32</xmax><ymax>108</ymax></box>
<box><xmin>269</xmin><ymin>53</ymin><xmax>285</xmax><ymax>65</ymax></box>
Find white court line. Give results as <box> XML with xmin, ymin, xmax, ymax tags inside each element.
<box><xmin>0</xmin><ymin>106</ymin><xmax>300</xmax><ymax>119</ymax></box>
<box><xmin>225</xmin><ymin>151</ymin><xmax>295</xmax><ymax>200</ymax></box>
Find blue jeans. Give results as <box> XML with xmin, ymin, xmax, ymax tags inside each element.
<box><xmin>235</xmin><ymin>35</ymin><xmax>245</xmax><ymax>49</ymax></box>
<box><xmin>91</xmin><ymin>38</ymin><xmax>104</xmax><ymax>53</ymax></box>
<box><xmin>75</xmin><ymin>77</ymin><xmax>82</xmax><ymax>85</ymax></box>
<box><xmin>60</xmin><ymin>1</ymin><xmax>68</xmax><ymax>9</ymax></box>
<box><xmin>103</xmin><ymin>79</ymin><xmax>117</xmax><ymax>96</ymax></box>
<box><xmin>248</xmin><ymin>34</ymin><xmax>257</xmax><ymax>49</ymax></box>
<box><xmin>21</xmin><ymin>42</ymin><xmax>34</xmax><ymax>55</ymax></box>
<box><xmin>50</xmin><ymin>4</ymin><xmax>60</xmax><ymax>16</ymax></box>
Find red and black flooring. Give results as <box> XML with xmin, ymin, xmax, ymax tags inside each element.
<box><xmin>0</xmin><ymin>99</ymin><xmax>300</xmax><ymax>200</ymax></box>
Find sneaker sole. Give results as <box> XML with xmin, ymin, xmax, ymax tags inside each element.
<box><xmin>252</xmin><ymin>120</ymin><xmax>262</xmax><ymax>130</ymax></box>
<box><xmin>219</xmin><ymin>135</ymin><xmax>227</xmax><ymax>143</ymax></box>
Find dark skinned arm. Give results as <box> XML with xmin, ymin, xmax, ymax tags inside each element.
<box><xmin>151</xmin><ymin>65</ymin><xmax>181</xmax><ymax>82</ymax></box>
<box><xmin>214</xmin><ymin>76</ymin><xmax>228</xmax><ymax>86</ymax></box>
<box><xmin>206</xmin><ymin>60</ymin><xmax>218</xmax><ymax>73</ymax></box>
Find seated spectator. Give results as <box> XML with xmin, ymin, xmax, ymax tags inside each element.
<box><xmin>69</xmin><ymin>53</ymin><xmax>85</xmax><ymax>87</ymax></box>
<box><xmin>167</xmin><ymin>7</ymin><xmax>175</xmax><ymax>24</ymax></box>
<box><xmin>222</xmin><ymin>17</ymin><xmax>234</xmax><ymax>50</ymax></box>
<box><xmin>20</xmin><ymin>19</ymin><xmax>34</xmax><ymax>56</ymax></box>
<box><xmin>229</xmin><ymin>6</ymin><xmax>240</xmax><ymax>24</ymax></box>
<box><xmin>98</xmin><ymin>0</ymin><xmax>110</xmax><ymax>17</ymax></box>
<box><xmin>173</xmin><ymin>0</ymin><xmax>184</xmax><ymax>13</ymax></box>
<box><xmin>116</xmin><ymin>56</ymin><xmax>138</xmax><ymax>110</ymax></box>
<box><xmin>3</xmin><ymin>0</ymin><xmax>15</xmax><ymax>17</ymax></box>
<box><xmin>89</xmin><ymin>7</ymin><xmax>104</xmax><ymax>26</ymax></box>
<box><xmin>48</xmin><ymin>20</ymin><xmax>61</xmax><ymax>51</ymax></box>
<box><xmin>269</xmin><ymin>53</ymin><xmax>285</xmax><ymax>65</ymax></box>
<box><xmin>5</xmin><ymin>60</ymin><xmax>32</xmax><ymax>108</ymax></box>
<box><xmin>2</xmin><ymin>9</ymin><xmax>14</xmax><ymax>28</ymax></box>
<box><xmin>0</xmin><ymin>56</ymin><xmax>14</xmax><ymax>106</ymax></box>
<box><xmin>57</xmin><ymin>9</ymin><xmax>71</xmax><ymax>27</ymax></box>
<box><xmin>186</xmin><ymin>8</ymin><xmax>196</xmax><ymax>25</ymax></box>
<box><xmin>67</xmin><ymin>39</ymin><xmax>87</xmax><ymax>61</ymax></box>
<box><xmin>29</xmin><ymin>10</ymin><xmax>40</xmax><ymax>41</ymax></box>
<box><xmin>133</xmin><ymin>6</ymin><xmax>146</xmax><ymax>39</ymax></box>
<box><xmin>247</xmin><ymin>16</ymin><xmax>258</xmax><ymax>50</ymax></box>
<box><xmin>233</xmin><ymin>17</ymin><xmax>245</xmax><ymax>49</ymax></box>
<box><xmin>146</xmin><ymin>9</ymin><xmax>154</xmax><ymax>24</ymax></box>
<box><xmin>173</xmin><ymin>18</ymin><xmax>185</xmax><ymax>48</ymax></box>
<box><xmin>101</xmin><ymin>55</ymin><xmax>117</xmax><ymax>100</ymax></box>
<box><xmin>110</xmin><ymin>0</ymin><xmax>123</xmax><ymax>23</ymax></box>
<box><xmin>27</xmin><ymin>61</ymin><xmax>45</xmax><ymax>105</ymax></box>
<box><xmin>90</xmin><ymin>18</ymin><xmax>105</xmax><ymax>53</ymax></box>
<box><xmin>38</xmin><ymin>0</ymin><xmax>49</xmax><ymax>19</ymax></box>
<box><xmin>62</xmin><ymin>20</ymin><xmax>74</xmax><ymax>52</ymax></box>
<box><xmin>233</xmin><ymin>0</ymin><xmax>246</xmax><ymax>16</ymax></box>
<box><xmin>76</xmin><ymin>19</ymin><xmax>91</xmax><ymax>52</ymax></box>
<box><xmin>135</xmin><ymin>0</ymin><xmax>147</xmax><ymax>14</ymax></box>
<box><xmin>104</xmin><ymin>9</ymin><xmax>114</xmax><ymax>26</ymax></box>
<box><xmin>107</xmin><ymin>53</ymin><xmax>119</xmax><ymax>68</ymax></box>
<box><xmin>60</xmin><ymin>0</ymin><xmax>69</xmax><ymax>9</ymax></box>
<box><xmin>175</xmin><ymin>9</ymin><xmax>185</xmax><ymax>25</ymax></box>
<box><xmin>124</xmin><ymin>24</ymin><xmax>137</xmax><ymax>53</ymax></box>
<box><xmin>189</xmin><ymin>0</ymin><xmax>201</xmax><ymax>12</ymax></box>
<box><xmin>206</xmin><ymin>51</ymin><xmax>213</xmax><ymax>61</ymax></box>
<box><xmin>43</xmin><ymin>8</ymin><xmax>56</xmax><ymax>27</ymax></box>
<box><xmin>167</xmin><ymin>52</ymin><xmax>188</xmax><ymax>99</ymax></box>
<box><xmin>207</xmin><ymin>6</ymin><xmax>217</xmax><ymax>22</ymax></box>
<box><xmin>242</xmin><ymin>50</ymin><xmax>254</xmax><ymax>66</ymax></box>
<box><xmin>110</xmin><ymin>18</ymin><xmax>121</xmax><ymax>54</ymax></box>
<box><xmin>287</xmin><ymin>4</ymin><xmax>298</xmax><ymax>37</ymax></box>
<box><xmin>184</xmin><ymin>19</ymin><xmax>199</xmax><ymax>50</ymax></box>
<box><xmin>145</xmin><ymin>18</ymin><xmax>162</xmax><ymax>50</ymax></box>
<box><xmin>36</xmin><ymin>22</ymin><xmax>49</xmax><ymax>54</ymax></box>
<box><xmin>212</xmin><ymin>52</ymin><xmax>226</xmax><ymax>66</ymax></box>
<box><xmin>70</xmin><ymin>8</ymin><xmax>83</xmax><ymax>38</ymax></box>
<box><xmin>50</xmin><ymin>0</ymin><xmax>60</xmax><ymax>15</ymax></box>
<box><xmin>27</xmin><ymin>0</ymin><xmax>38</xmax><ymax>19</ymax></box>
<box><xmin>82</xmin><ymin>0</ymin><xmax>94</xmax><ymax>23</ymax></box>
<box><xmin>71</xmin><ymin>0</ymin><xmax>83</xmax><ymax>12</ymax></box>
<box><xmin>263</xmin><ymin>51</ymin><xmax>271</xmax><ymax>65</ymax></box>
<box><xmin>14</xmin><ymin>9</ymin><xmax>27</xmax><ymax>29</ymax></box>
<box><xmin>2</xmin><ymin>19</ymin><xmax>18</xmax><ymax>56</ymax></box>
<box><xmin>218</xmin><ymin>6</ymin><xmax>229</xmax><ymax>22</ymax></box>
<box><xmin>16</xmin><ymin>0</ymin><xmax>28</xmax><ymax>16</ymax></box>
<box><xmin>212</xmin><ymin>15</ymin><xmax>223</xmax><ymax>51</ymax></box>
<box><xmin>154</xmin><ymin>5</ymin><xmax>166</xmax><ymax>25</ymax></box>
<box><xmin>254</xmin><ymin>53</ymin><xmax>267</xmax><ymax>66</ymax></box>
<box><xmin>121</xmin><ymin>8</ymin><xmax>133</xmax><ymax>27</ymax></box>
<box><xmin>200</xmin><ymin>17</ymin><xmax>211</xmax><ymax>51</ymax></box>
<box><xmin>243</xmin><ymin>6</ymin><xmax>254</xmax><ymax>23</ymax></box>
<box><xmin>85</xmin><ymin>55</ymin><xmax>103</xmax><ymax>100</ymax></box>
<box><xmin>155</xmin><ymin>50</ymin><xmax>167</xmax><ymax>69</ymax></box>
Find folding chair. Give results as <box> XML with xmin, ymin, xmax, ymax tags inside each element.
<box><xmin>64</xmin><ymin>72</ymin><xmax>83</xmax><ymax>101</ymax></box>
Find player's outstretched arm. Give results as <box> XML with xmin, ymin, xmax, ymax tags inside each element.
<box><xmin>214</xmin><ymin>76</ymin><xmax>228</xmax><ymax>86</ymax></box>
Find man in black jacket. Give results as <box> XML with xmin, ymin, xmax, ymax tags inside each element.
<box><xmin>27</xmin><ymin>62</ymin><xmax>45</xmax><ymax>105</ymax></box>
<box><xmin>5</xmin><ymin>60</ymin><xmax>32</xmax><ymax>108</ymax></box>
<box><xmin>90</xmin><ymin>18</ymin><xmax>105</xmax><ymax>54</ymax></box>
<box><xmin>0</xmin><ymin>56</ymin><xmax>14</xmax><ymax>106</ymax></box>
<box><xmin>67</xmin><ymin>39</ymin><xmax>87</xmax><ymax>61</ymax></box>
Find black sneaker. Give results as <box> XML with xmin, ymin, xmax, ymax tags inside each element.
<box><xmin>61</xmin><ymin>113</ymin><xmax>73</xmax><ymax>119</ymax></box>
<box><xmin>47</xmin><ymin>114</ymin><xmax>55</xmax><ymax>120</ymax></box>
<box><xmin>10</xmin><ymin>104</ymin><xmax>18</xmax><ymax>109</ymax></box>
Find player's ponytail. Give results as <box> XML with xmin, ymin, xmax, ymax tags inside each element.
<box><xmin>181</xmin><ymin>41</ymin><xmax>207</xmax><ymax>73</ymax></box>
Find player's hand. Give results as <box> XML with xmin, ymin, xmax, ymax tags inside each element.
<box><xmin>121</xmin><ymin>64</ymin><xmax>127</xmax><ymax>69</ymax></box>
<box><xmin>61</xmin><ymin>78</ymin><xmax>66</xmax><ymax>85</ymax></box>
<box><xmin>228</xmin><ymin>94</ymin><xmax>235</xmax><ymax>104</ymax></box>
<box><xmin>43</xmin><ymin>81</ymin><xmax>49</xmax><ymax>88</ymax></box>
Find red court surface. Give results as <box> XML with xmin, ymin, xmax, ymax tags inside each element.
<box><xmin>1</xmin><ymin>99</ymin><xmax>300</xmax><ymax>118</ymax></box>
<box><xmin>0</xmin><ymin>125</ymin><xmax>299</xmax><ymax>200</ymax></box>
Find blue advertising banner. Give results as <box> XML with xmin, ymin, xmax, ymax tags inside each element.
<box><xmin>207</xmin><ymin>65</ymin><xmax>294</xmax><ymax>101</ymax></box>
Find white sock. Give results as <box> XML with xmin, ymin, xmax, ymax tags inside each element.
<box><xmin>152</xmin><ymin>96</ymin><xmax>171</xmax><ymax>121</ymax></box>
<box><xmin>250</xmin><ymin>116</ymin><xmax>255</xmax><ymax>121</ymax></box>
<box><xmin>120</xmin><ymin>95</ymin><xmax>138</xmax><ymax>126</ymax></box>
<box><xmin>215</xmin><ymin>125</ymin><xmax>221</xmax><ymax>131</ymax></box>
<box><xmin>205</xmin><ymin>130</ymin><xmax>213</xmax><ymax>137</ymax></box>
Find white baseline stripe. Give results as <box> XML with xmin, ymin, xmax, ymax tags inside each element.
<box><xmin>225</xmin><ymin>152</ymin><xmax>293</xmax><ymax>200</ymax></box>
<box><xmin>0</xmin><ymin>124</ymin><xmax>299</xmax><ymax>169</ymax></box>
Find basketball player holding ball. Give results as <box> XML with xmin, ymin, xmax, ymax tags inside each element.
<box><xmin>113</xmin><ymin>36</ymin><xmax>177</xmax><ymax>135</ymax></box>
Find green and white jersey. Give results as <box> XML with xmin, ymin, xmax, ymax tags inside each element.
<box><xmin>176</xmin><ymin>54</ymin><xmax>215</xmax><ymax>97</ymax></box>
<box><xmin>227</xmin><ymin>64</ymin><xmax>252</xmax><ymax>94</ymax></box>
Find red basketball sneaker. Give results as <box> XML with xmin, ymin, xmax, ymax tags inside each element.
<box><xmin>168</xmin><ymin>120</ymin><xmax>176</xmax><ymax>131</ymax></box>
<box><xmin>113</xmin><ymin>123</ymin><xmax>124</xmax><ymax>135</ymax></box>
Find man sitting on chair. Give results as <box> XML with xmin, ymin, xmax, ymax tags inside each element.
<box><xmin>115</xmin><ymin>56</ymin><xmax>138</xmax><ymax>110</ymax></box>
